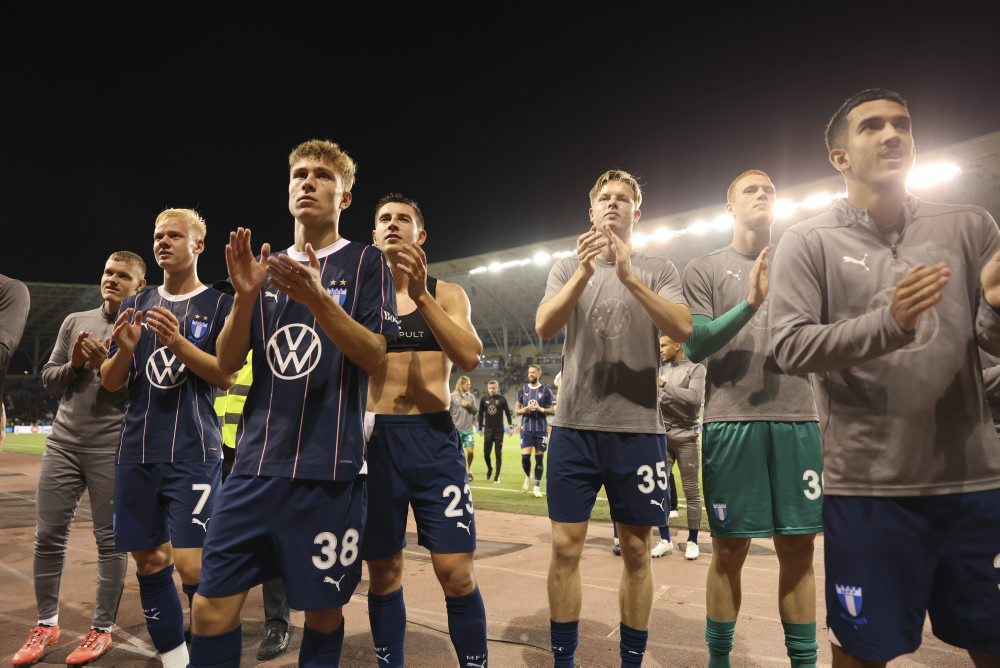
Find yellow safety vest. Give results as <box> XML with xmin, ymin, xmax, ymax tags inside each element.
<box><xmin>214</xmin><ymin>352</ymin><xmax>253</xmax><ymax>450</ymax></box>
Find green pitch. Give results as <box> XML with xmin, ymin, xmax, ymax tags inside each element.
<box><xmin>2</xmin><ymin>432</ymin><xmax>48</xmax><ymax>456</ymax></box>
<box><xmin>467</xmin><ymin>433</ymin><xmax>709</xmax><ymax>529</ymax></box>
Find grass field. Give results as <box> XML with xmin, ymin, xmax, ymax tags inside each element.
<box><xmin>1</xmin><ymin>431</ymin><xmax>709</xmax><ymax>529</ymax></box>
<box><xmin>1</xmin><ymin>432</ymin><xmax>47</xmax><ymax>455</ymax></box>
<box><xmin>465</xmin><ymin>433</ymin><xmax>709</xmax><ymax>530</ymax></box>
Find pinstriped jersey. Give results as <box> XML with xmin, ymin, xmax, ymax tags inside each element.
<box><xmin>231</xmin><ymin>238</ymin><xmax>399</xmax><ymax>481</ymax></box>
<box><xmin>113</xmin><ymin>285</ymin><xmax>233</xmax><ymax>464</ymax></box>
<box><xmin>517</xmin><ymin>384</ymin><xmax>553</xmax><ymax>432</ymax></box>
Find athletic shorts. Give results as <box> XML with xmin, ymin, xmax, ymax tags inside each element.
<box><xmin>546</xmin><ymin>426</ymin><xmax>668</xmax><ymax>526</ymax></box>
<box><xmin>521</xmin><ymin>429</ymin><xmax>547</xmax><ymax>452</ymax></box>
<box><xmin>198</xmin><ymin>475</ymin><xmax>365</xmax><ymax>611</ymax></box>
<box><xmin>362</xmin><ymin>412</ymin><xmax>476</xmax><ymax>561</ymax></box>
<box><xmin>824</xmin><ymin>490</ymin><xmax>1000</xmax><ymax>661</ymax></box>
<box><xmin>114</xmin><ymin>460</ymin><xmax>221</xmax><ymax>552</ymax></box>
<box><xmin>702</xmin><ymin>421</ymin><xmax>822</xmax><ymax>537</ymax></box>
<box><xmin>482</xmin><ymin>429</ymin><xmax>504</xmax><ymax>449</ymax></box>
<box><xmin>458</xmin><ymin>428</ymin><xmax>475</xmax><ymax>449</ymax></box>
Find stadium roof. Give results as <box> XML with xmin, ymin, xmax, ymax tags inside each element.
<box><xmin>14</xmin><ymin>131</ymin><xmax>1000</xmax><ymax>372</ymax></box>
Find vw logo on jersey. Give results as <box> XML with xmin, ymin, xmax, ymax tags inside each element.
<box><xmin>145</xmin><ymin>346</ymin><xmax>187</xmax><ymax>389</ymax></box>
<box><xmin>712</xmin><ymin>502</ymin><xmax>728</xmax><ymax>523</ymax></box>
<box><xmin>266</xmin><ymin>323</ymin><xmax>323</xmax><ymax>380</ymax></box>
<box><xmin>188</xmin><ymin>314</ymin><xmax>209</xmax><ymax>343</ymax></box>
<box><xmin>835</xmin><ymin>584</ymin><xmax>863</xmax><ymax>618</ymax></box>
<box><xmin>327</xmin><ymin>278</ymin><xmax>348</xmax><ymax>307</ymax></box>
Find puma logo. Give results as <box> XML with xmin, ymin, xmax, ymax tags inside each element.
<box><xmin>143</xmin><ymin>608</ymin><xmax>161</xmax><ymax>621</ymax></box>
<box><xmin>265</xmin><ymin>290</ymin><xmax>279</xmax><ymax>301</ymax></box>
<box><xmin>376</xmin><ymin>652</ymin><xmax>391</xmax><ymax>663</ymax></box>
<box><xmin>466</xmin><ymin>661</ymin><xmax>487</xmax><ymax>668</ymax></box>
<box><xmin>323</xmin><ymin>575</ymin><xmax>346</xmax><ymax>591</ymax></box>
<box><xmin>842</xmin><ymin>254</ymin><xmax>870</xmax><ymax>271</ymax></box>
<box><xmin>456</xmin><ymin>521</ymin><xmax>472</xmax><ymax>535</ymax></box>
<box><xmin>191</xmin><ymin>517</ymin><xmax>210</xmax><ymax>532</ymax></box>
<box><xmin>649</xmin><ymin>498</ymin><xmax>665</xmax><ymax>511</ymax></box>
<box><xmin>726</xmin><ymin>269</ymin><xmax>743</xmax><ymax>281</ymax></box>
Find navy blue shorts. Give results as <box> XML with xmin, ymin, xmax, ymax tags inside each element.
<box><xmin>114</xmin><ymin>460</ymin><xmax>221</xmax><ymax>552</ymax></box>
<box><xmin>521</xmin><ymin>429</ymin><xmax>548</xmax><ymax>451</ymax></box>
<box><xmin>198</xmin><ymin>475</ymin><xmax>366</xmax><ymax>611</ymax></box>
<box><xmin>362</xmin><ymin>412</ymin><xmax>476</xmax><ymax>561</ymax></box>
<box><xmin>825</xmin><ymin>490</ymin><xmax>1000</xmax><ymax>661</ymax></box>
<box><xmin>546</xmin><ymin>427</ymin><xmax>668</xmax><ymax>525</ymax></box>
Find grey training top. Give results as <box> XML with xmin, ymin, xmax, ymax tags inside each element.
<box><xmin>449</xmin><ymin>391</ymin><xmax>478</xmax><ymax>431</ymax></box>
<box><xmin>542</xmin><ymin>252</ymin><xmax>687</xmax><ymax>434</ymax></box>
<box><xmin>42</xmin><ymin>307</ymin><xmax>129</xmax><ymax>452</ymax></box>
<box><xmin>979</xmin><ymin>350</ymin><xmax>1000</xmax><ymax>437</ymax></box>
<box><xmin>683</xmin><ymin>246</ymin><xmax>817</xmax><ymax>423</ymax></box>
<box><xmin>0</xmin><ymin>274</ymin><xmax>30</xmax><ymax>406</ymax></box>
<box><xmin>770</xmin><ymin>197</ymin><xmax>1000</xmax><ymax>497</ymax></box>
<box><xmin>658</xmin><ymin>358</ymin><xmax>705</xmax><ymax>441</ymax></box>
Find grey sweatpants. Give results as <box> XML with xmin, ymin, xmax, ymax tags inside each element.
<box><xmin>665</xmin><ymin>435</ymin><xmax>702</xmax><ymax>530</ymax></box>
<box><xmin>34</xmin><ymin>444</ymin><xmax>126</xmax><ymax>630</ymax></box>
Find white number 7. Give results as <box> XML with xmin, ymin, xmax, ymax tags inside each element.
<box><xmin>192</xmin><ymin>483</ymin><xmax>212</xmax><ymax>515</ymax></box>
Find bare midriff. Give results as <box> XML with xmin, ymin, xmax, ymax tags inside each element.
<box><xmin>367</xmin><ymin>349</ymin><xmax>452</xmax><ymax>415</ymax></box>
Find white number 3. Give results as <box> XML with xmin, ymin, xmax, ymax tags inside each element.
<box><xmin>803</xmin><ymin>470</ymin><xmax>822</xmax><ymax>501</ymax></box>
<box><xmin>311</xmin><ymin>529</ymin><xmax>360</xmax><ymax>570</ymax></box>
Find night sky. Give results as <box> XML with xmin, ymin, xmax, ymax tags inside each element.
<box><xmin>2</xmin><ymin>4</ymin><xmax>999</xmax><ymax>284</ymax></box>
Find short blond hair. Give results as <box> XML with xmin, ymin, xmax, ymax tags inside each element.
<box><xmin>289</xmin><ymin>139</ymin><xmax>358</xmax><ymax>192</ymax></box>
<box><xmin>726</xmin><ymin>169</ymin><xmax>772</xmax><ymax>204</ymax></box>
<box><xmin>107</xmin><ymin>250</ymin><xmax>147</xmax><ymax>279</ymax></box>
<box><xmin>154</xmin><ymin>208</ymin><xmax>207</xmax><ymax>242</ymax></box>
<box><xmin>589</xmin><ymin>169</ymin><xmax>642</xmax><ymax>209</ymax></box>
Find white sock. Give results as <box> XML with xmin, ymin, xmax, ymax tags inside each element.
<box><xmin>160</xmin><ymin>642</ymin><xmax>190</xmax><ymax>668</ymax></box>
<box><xmin>37</xmin><ymin>615</ymin><xmax>59</xmax><ymax>627</ymax></box>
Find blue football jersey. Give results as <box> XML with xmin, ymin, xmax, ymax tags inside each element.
<box><xmin>231</xmin><ymin>238</ymin><xmax>398</xmax><ymax>481</ymax></box>
<box><xmin>113</xmin><ymin>285</ymin><xmax>233</xmax><ymax>464</ymax></box>
<box><xmin>518</xmin><ymin>384</ymin><xmax>553</xmax><ymax>432</ymax></box>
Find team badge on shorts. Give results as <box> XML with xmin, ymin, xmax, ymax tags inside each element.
<box><xmin>712</xmin><ymin>502</ymin><xmax>729</xmax><ymax>524</ymax></box>
<box><xmin>188</xmin><ymin>314</ymin><xmax>209</xmax><ymax>343</ymax></box>
<box><xmin>835</xmin><ymin>584</ymin><xmax>863</xmax><ymax>618</ymax></box>
<box><xmin>327</xmin><ymin>278</ymin><xmax>348</xmax><ymax>306</ymax></box>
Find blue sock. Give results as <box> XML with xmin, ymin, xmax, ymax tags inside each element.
<box><xmin>136</xmin><ymin>564</ymin><xmax>185</xmax><ymax>653</ymax></box>
<box><xmin>658</xmin><ymin>525</ymin><xmax>671</xmax><ymax>542</ymax></box>
<box><xmin>688</xmin><ymin>529</ymin><xmax>699</xmax><ymax>545</ymax></box>
<box><xmin>551</xmin><ymin>619</ymin><xmax>578</xmax><ymax>667</ymax></box>
<box><xmin>189</xmin><ymin>626</ymin><xmax>241</xmax><ymax>667</ymax></box>
<box><xmin>620</xmin><ymin>623</ymin><xmax>648</xmax><ymax>667</ymax></box>
<box><xmin>299</xmin><ymin>620</ymin><xmax>345</xmax><ymax>667</ymax></box>
<box><xmin>368</xmin><ymin>587</ymin><xmax>405</xmax><ymax>667</ymax></box>
<box><xmin>445</xmin><ymin>587</ymin><xmax>488</xmax><ymax>666</ymax></box>
<box><xmin>534</xmin><ymin>454</ymin><xmax>544</xmax><ymax>485</ymax></box>
<box><xmin>521</xmin><ymin>453</ymin><xmax>532</xmax><ymax>477</ymax></box>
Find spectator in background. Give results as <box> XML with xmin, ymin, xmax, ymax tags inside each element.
<box><xmin>478</xmin><ymin>379</ymin><xmax>512</xmax><ymax>483</ymax></box>
<box><xmin>450</xmin><ymin>375</ymin><xmax>478</xmax><ymax>480</ymax></box>
<box><xmin>652</xmin><ymin>334</ymin><xmax>706</xmax><ymax>560</ymax></box>
<box><xmin>516</xmin><ymin>364</ymin><xmax>554</xmax><ymax>498</ymax></box>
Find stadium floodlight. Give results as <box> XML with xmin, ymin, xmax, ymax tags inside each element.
<box><xmin>802</xmin><ymin>192</ymin><xmax>834</xmax><ymax>209</ymax></box>
<box><xmin>907</xmin><ymin>161</ymin><xmax>960</xmax><ymax>189</ymax></box>
<box><xmin>533</xmin><ymin>251</ymin><xmax>552</xmax><ymax>265</ymax></box>
<box><xmin>652</xmin><ymin>227</ymin><xmax>671</xmax><ymax>242</ymax></box>
<box><xmin>712</xmin><ymin>214</ymin><xmax>734</xmax><ymax>231</ymax></box>
<box><xmin>469</xmin><ymin>266</ymin><xmax>488</xmax><ymax>275</ymax></box>
<box><xmin>488</xmin><ymin>262</ymin><xmax>502</xmax><ymax>272</ymax></box>
<box><xmin>552</xmin><ymin>250</ymin><xmax>575</xmax><ymax>259</ymax></box>
<box><xmin>633</xmin><ymin>232</ymin><xmax>649</xmax><ymax>248</ymax></box>
<box><xmin>687</xmin><ymin>219</ymin><xmax>710</xmax><ymax>235</ymax></box>
<box><xmin>773</xmin><ymin>199</ymin><xmax>797</xmax><ymax>220</ymax></box>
